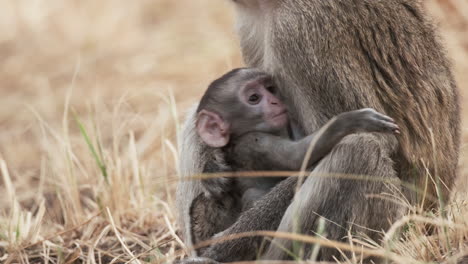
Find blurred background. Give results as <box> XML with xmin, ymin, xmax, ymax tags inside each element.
<box><xmin>0</xmin><ymin>0</ymin><xmax>467</xmax><ymax>263</ymax></box>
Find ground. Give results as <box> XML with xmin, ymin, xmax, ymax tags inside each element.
<box><xmin>0</xmin><ymin>0</ymin><xmax>467</xmax><ymax>263</ymax></box>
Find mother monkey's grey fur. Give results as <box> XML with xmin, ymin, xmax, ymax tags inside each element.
<box><xmin>176</xmin><ymin>0</ymin><xmax>460</xmax><ymax>261</ymax></box>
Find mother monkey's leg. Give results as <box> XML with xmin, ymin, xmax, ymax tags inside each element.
<box><xmin>264</xmin><ymin>133</ymin><xmax>402</xmax><ymax>260</ymax></box>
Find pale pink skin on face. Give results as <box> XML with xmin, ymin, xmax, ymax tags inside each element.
<box><xmin>268</xmin><ymin>111</ymin><xmax>288</xmax><ymax>129</ymax></box>
<box><xmin>239</xmin><ymin>78</ymin><xmax>289</xmax><ymax>132</ymax></box>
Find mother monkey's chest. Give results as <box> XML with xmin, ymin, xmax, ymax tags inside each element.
<box><xmin>235</xmin><ymin>2</ymin><xmax>380</xmax><ymax>133</ymax></box>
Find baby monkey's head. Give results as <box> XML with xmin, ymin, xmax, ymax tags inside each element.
<box><xmin>196</xmin><ymin>68</ymin><xmax>288</xmax><ymax>148</ymax></box>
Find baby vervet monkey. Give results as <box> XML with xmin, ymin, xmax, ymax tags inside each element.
<box><xmin>190</xmin><ymin>67</ymin><xmax>400</xmax><ymax>247</ymax></box>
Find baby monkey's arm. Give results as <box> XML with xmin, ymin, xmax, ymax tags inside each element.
<box><xmin>234</xmin><ymin>108</ymin><xmax>400</xmax><ymax>171</ymax></box>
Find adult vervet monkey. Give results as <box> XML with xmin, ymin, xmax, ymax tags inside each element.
<box><xmin>176</xmin><ymin>0</ymin><xmax>460</xmax><ymax>261</ymax></box>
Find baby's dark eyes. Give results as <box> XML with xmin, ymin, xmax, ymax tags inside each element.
<box><xmin>248</xmin><ymin>94</ymin><xmax>261</xmax><ymax>104</ymax></box>
<box><xmin>266</xmin><ymin>85</ymin><xmax>275</xmax><ymax>93</ymax></box>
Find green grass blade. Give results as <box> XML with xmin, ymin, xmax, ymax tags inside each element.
<box><xmin>74</xmin><ymin>114</ymin><xmax>108</xmax><ymax>183</ymax></box>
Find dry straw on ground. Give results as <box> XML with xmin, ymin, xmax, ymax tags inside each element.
<box><xmin>0</xmin><ymin>0</ymin><xmax>467</xmax><ymax>263</ymax></box>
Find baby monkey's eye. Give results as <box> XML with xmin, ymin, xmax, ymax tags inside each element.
<box><xmin>248</xmin><ymin>94</ymin><xmax>261</xmax><ymax>104</ymax></box>
<box><xmin>266</xmin><ymin>85</ymin><xmax>276</xmax><ymax>93</ymax></box>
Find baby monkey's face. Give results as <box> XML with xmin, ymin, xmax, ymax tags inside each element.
<box><xmin>234</xmin><ymin>70</ymin><xmax>289</xmax><ymax>134</ymax></box>
<box><xmin>196</xmin><ymin>68</ymin><xmax>289</xmax><ymax>148</ymax></box>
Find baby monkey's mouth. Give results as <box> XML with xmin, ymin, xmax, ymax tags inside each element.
<box><xmin>270</xmin><ymin>110</ymin><xmax>289</xmax><ymax>128</ymax></box>
<box><xmin>272</xmin><ymin>110</ymin><xmax>288</xmax><ymax>119</ymax></box>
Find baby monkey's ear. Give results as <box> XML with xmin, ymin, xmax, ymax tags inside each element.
<box><xmin>196</xmin><ymin>110</ymin><xmax>230</xmax><ymax>148</ymax></box>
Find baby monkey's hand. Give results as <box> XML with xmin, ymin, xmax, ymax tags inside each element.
<box><xmin>337</xmin><ymin>108</ymin><xmax>401</xmax><ymax>135</ymax></box>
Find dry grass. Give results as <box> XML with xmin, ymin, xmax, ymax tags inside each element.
<box><xmin>0</xmin><ymin>0</ymin><xmax>467</xmax><ymax>263</ymax></box>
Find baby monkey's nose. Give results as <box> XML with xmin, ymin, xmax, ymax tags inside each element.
<box><xmin>268</xmin><ymin>96</ymin><xmax>279</xmax><ymax>105</ymax></box>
